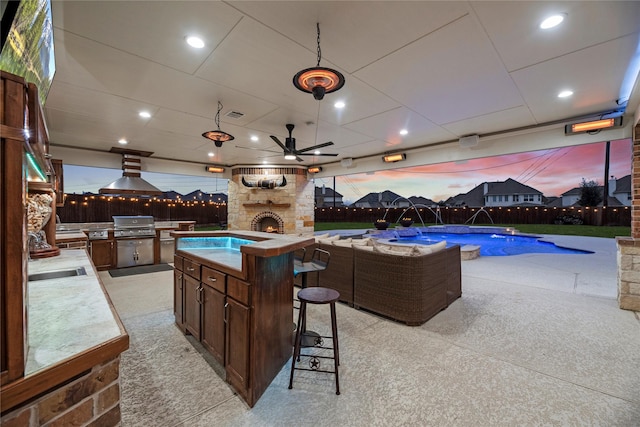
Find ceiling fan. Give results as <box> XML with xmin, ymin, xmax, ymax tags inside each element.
<box><xmin>270</xmin><ymin>124</ymin><xmax>338</xmax><ymax>162</ymax></box>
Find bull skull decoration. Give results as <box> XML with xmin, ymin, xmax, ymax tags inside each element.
<box><xmin>241</xmin><ymin>175</ymin><xmax>287</xmax><ymax>189</ymax></box>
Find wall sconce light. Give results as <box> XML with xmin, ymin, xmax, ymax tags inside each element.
<box><xmin>565</xmin><ymin>116</ymin><xmax>622</xmax><ymax>134</ymax></box>
<box><xmin>382</xmin><ymin>153</ymin><xmax>406</xmax><ymax>163</ymax></box>
<box><xmin>307</xmin><ymin>166</ymin><xmax>322</xmax><ymax>173</ymax></box>
<box><xmin>205</xmin><ymin>165</ymin><xmax>225</xmax><ymax>173</ymax></box>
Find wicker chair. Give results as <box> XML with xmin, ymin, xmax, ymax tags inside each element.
<box><xmin>353</xmin><ymin>245</ymin><xmax>461</xmax><ymax>326</ymax></box>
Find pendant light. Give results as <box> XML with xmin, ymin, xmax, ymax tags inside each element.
<box><xmin>202</xmin><ymin>101</ymin><xmax>235</xmax><ymax>147</ymax></box>
<box><xmin>293</xmin><ymin>23</ymin><xmax>345</xmax><ymax>100</ymax></box>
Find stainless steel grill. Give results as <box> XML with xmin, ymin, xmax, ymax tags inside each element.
<box><xmin>113</xmin><ymin>216</ymin><xmax>156</xmax><ymax>268</ymax></box>
<box><xmin>112</xmin><ymin>215</ymin><xmax>156</xmax><ymax>239</ymax></box>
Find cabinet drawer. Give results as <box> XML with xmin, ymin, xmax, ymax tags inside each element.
<box><xmin>174</xmin><ymin>255</ymin><xmax>184</xmax><ymax>271</ymax></box>
<box><xmin>227</xmin><ymin>276</ymin><xmax>250</xmax><ymax>305</ymax></box>
<box><xmin>183</xmin><ymin>258</ymin><xmax>201</xmax><ymax>280</ymax></box>
<box><xmin>202</xmin><ymin>266</ymin><xmax>226</xmax><ymax>293</ymax></box>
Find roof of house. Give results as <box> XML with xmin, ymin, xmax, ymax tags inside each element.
<box><xmin>483</xmin><ymin>178</ymin><xmax>543</xmax><ymax>196</ymax></box>
<box><xmin>613</xmin><ymin>175</ymin><xmax>631</xmax><ymax>194</ymax></box>
<box><xmin>315</xmin><ymin>186</ymin><xmax>343</xmax><ymax>198</ymax></box>
<box><xmin>353</xmin><ymin>190</ymin><xmax>404</xmax><ymax>207</ymax></box>
<box><xmin>408</xmin><ymin>196</ymin><xmax>436</xmax><ymax>206</ymax></box>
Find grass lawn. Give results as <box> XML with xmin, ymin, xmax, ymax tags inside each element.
<box><xmin>196</xmin><ymin>222</ymin><xmax>630</xmax><ymax>239</ymax></box>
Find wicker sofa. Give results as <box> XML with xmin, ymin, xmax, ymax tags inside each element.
<box><xmin>295</xmin><ymin>238</ymin><xmax>461</xmax><ymax>325</ymax></box>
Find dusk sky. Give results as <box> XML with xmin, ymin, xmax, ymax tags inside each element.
<box><xmin>65</xmin><ymin>139</ymin><xmax>631</xmax><ymax>205</ymax></box>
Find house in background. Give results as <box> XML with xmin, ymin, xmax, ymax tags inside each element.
<box><xmin>183</xmin><ymin>190</ymin><xmax>228</xmax><ymax>203</ymax></box>
<box><xmin>352</xmin><ymin>190</ymin><xmax>409</xmax><ymax>208</ymax></box>
<box><xmin>408</xmin><ymin>196</ymin><xmax>437</xmax><ymax>207</ymax></box>
<box><xmin>445</xmin><ymin>178</ymin><xmax>544</xmax><ymax>207</ymax></box>
<box><xmin>560</xmin><ymin>175</ymin><xmax>630</xmax><ymax>207</ymax></box>
<box><xmin>315</xmin><ymin>185</ymin><xmax>344</xmax><ymax>207</ymax></box>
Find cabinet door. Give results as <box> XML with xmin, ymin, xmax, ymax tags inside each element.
<box><xmin>183</xmin><ymin>275</ymin><xmax>201</xmax><ymax>339</ymax></box>
<box><xmin>225</xmin><ymin>297</ymin><xmax>250</xmax><ymax>392</ymax></box>
<box><xmin>201</xmin><ymin>284</ymin><xmax>225</xmax><ymax>365</ymax></box>
<box><xmin>91</xmin><ymin>240</ymin><xmax>113</xmax><ymax>270</ymax></box>
<box><xmin>173</xmin><ymin>270</ymin><xmax>184</xmax><ymax>330</ymax></box>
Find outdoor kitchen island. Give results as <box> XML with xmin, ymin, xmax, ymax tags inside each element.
<box><xmin>171</xmin><ymin>230</ymin><xmax>314</xmax><ymax>407</ymax></box>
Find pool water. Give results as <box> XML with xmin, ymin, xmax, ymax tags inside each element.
<box><xmin>391</xmin><ymin>233</ymin><xmax>593</xmax><ymax>256</ymax></box>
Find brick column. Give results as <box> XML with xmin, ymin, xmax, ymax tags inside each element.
<box><xmin>617</xmin><ymin>122</ymin><xmax>640</xmax><ymax>311</ymax></box>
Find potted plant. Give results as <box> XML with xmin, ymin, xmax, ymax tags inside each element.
<box><xmin>374</xmin><ymin>219</ymin><xmax>390</xmax><ymax>230</ymax></box>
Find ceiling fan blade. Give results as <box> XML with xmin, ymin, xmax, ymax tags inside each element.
<box><xmin>295</xmin><ymin>141</ymin><xmax>334</xmax><ymax>153</ymax></box>
<box><xmin>296</xmin><ymin>156</ymin><xmax>304</xmax><ymax>162</ymax></box>
<box><xmin>297</xmin><ymin>152</ymin><xmax>339</xmax><ymax>156</ymax></box>
<box><xmin>270</xmin><ymin>135</ymin><xmax>288</xmax><ymax>152</ymax></box>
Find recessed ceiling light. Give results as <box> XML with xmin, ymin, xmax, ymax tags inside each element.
<box><xmin>208</xmin><ymin>152</ymin><xmax>214</xmax><ymax>157</ymax></box>
<box><xmin>399</xmin><ymin>129</ymin><xmax>408</xmax><ymax>135</ymax></box>
<box><xmin>118</xmin><ymin>138</ymin><xmax>128</xmax><ymax>145</ymax></box>
<box><xmin>314</xmin><ymin>150</ymin><xmax>320</xmax><ymax>155</ymax></box>
<box><xmin>186</xmin><ymin>36</ymin><xmax>205</xmax><ymax>48</ymax></box>
<box><xmin>558</xmin><ymin>90</ymin><xmax>573</xmax><ymax>98</ymax></box>
<box><xmin>334</xmin><ymin>101</ymin><xmax>345</xmax><ymax>109</ymax></box>
<box><xmin>262</xmin><ymin>160</ymin><xmax>268</xmax><ymax>164</ymax></box>
<box><xmin>139</xmin><ymin>111</ymin><xmax>151</xmax><ymax>118</ymax></box>
<box><xmin>250</xmin><ymin>135</ymin><xmax>259</xmax><ymax>142</ymax></box>
<box><xmin>540</xmin><ymin>14</ymin><xmax>565</xmax><ymax>30</ymax></box>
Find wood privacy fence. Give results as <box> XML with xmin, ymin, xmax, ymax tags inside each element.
<box><xmin>58</xmin><ymin>194</ymin><xmax>630</xmax><ymax>226</ymax></box>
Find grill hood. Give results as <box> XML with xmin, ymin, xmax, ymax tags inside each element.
<box><xmin>99</xmin><ymin>150</ymin><xmax>163</xmax><ymax>196</ymax></box>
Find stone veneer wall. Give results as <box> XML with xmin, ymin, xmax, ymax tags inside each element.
<box><xmin>227</xmin><ymin>167</ymin><xmax>314</xmax><ymax>235</ymax></box>
<box><xmin>0</xmin><ymin>357</ymin><xmax>121</xmax><ymax>427</ymax></box>
<box><xmin>617</xmin><ymin>122</ymin><xmax>640</xmax><ymax>311</ymax></box>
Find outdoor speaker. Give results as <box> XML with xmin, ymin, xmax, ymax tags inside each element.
<box><xmin>459</xmin><ymin>134</ymin><xmax>479</xmax><ymax>148</ymax></box>
<box><xmin>341</xmin><ymin>158</ymin><xmax>353</xmax><ymax>168</ymax></box>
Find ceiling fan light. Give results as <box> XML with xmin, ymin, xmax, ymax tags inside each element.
<box><xmin>284</xmin><ymin>153</ymin><xmax>297</xmax><ymax>160</ymax></box>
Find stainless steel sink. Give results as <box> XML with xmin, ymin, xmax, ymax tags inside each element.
<box><xmin>28</xmin><ymin>267</ymin><xmax>87</xmax><ymax>282</ymax></box>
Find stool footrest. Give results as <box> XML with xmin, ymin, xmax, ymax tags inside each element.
<box><xmin>293</xmin><ymin>367</ymin><xmax>337</xmax><ymax>374</ymax></box>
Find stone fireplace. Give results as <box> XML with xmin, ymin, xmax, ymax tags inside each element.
<box><xmin>227</xmin><ymin>166</ymin><xmax>314</xmax><ymax>235</ymax></box>
<box><xmin>250</xmin><ymin>211</ymin><xmax>284</xmax><ymax>233</ymax></box>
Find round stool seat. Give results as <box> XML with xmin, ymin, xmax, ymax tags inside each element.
<box><xmin>298</xmin><ymin>287</ymin><xmax>339</xmax><ymax>304</ymax></box>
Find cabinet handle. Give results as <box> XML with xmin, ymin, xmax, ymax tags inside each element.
<box><xmin>207</xmin><ymin>276</ymin><xmax>216</xmax><ymax>282</ymax></box>
<box><xmin>224</xmin><ymin>302</ymin><xmax>229</xmax><ymax>323</ymax></box>
<box><xmin>196</xmin><ymin>285</ymin><xmax>203</xmax><ymax>304</ymax></box>
<box><xmin>178</xmin><ymin>274</ymin><xmax>183</xmax><ymax>280</ymax></box>
<box><xmin>187</xmin><ymin>267</ymin><xmax>195</xmax><ymax>272</ymax></box>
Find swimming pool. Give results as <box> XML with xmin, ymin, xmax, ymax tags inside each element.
<box><xmin>388</xmin><ymin>233</ymin><xmax>593</xmax><ymax>256</ymax></box>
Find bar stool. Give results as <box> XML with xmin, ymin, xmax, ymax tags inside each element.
<box><xmin>289</xmin><ymin>287</ymin><xmax>341</xmax><ymax>395</ymax></box>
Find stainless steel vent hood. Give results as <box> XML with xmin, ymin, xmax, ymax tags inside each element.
<box><xmin>99</xmin><ymin>148</ymin><xmax>163</xmax><ymax>196</ymax></box>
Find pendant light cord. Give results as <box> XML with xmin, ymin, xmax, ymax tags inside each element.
<box><xmin>215</xmin><ymin>101</ymin><xmax>223</xmax><ymax>130</ymax></box>
<box><xmin>316</xmin><ymin>23</ymin><xmax>321</xmax><ymax>67</ymax></box>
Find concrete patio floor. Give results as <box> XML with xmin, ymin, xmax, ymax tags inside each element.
<box><xmin>101</xmin><ymin>234</ymin><xmax>640</xmax><ymax>426</ymax></box>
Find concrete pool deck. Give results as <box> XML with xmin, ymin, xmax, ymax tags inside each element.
<box><xmin>322</xmin><ymin>230</ymin><xmax>619</xmax><ymax>299</ymax></box>
<box><xmin>102</xmin><ymin>231</ymin><xmax>640</xmax><ymax>425</ymax></box>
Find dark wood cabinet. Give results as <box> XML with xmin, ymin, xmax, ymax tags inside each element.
<box><xmin>201</xmin><ymin>284</ymin><xmax>226</xmax><ymax>365</ymax></box>
<box><xmin>173</xmin><ymin>269</ymin><xmax>184</xmax><ymax>331</ymax></box>
<box><xmin>183</xmin><ymin>274</ymin><xmax>201</xmax><ymax>339</ymax></box>
<box><xmin>225</xmin><ymin>296</ymin><xmax>250</xmax><ymax>393</ymax></box>
<box><xmin>172</xmin><ymin>231</ymin><xmax>312</xmax><ymax>407</ymax></box>
<box><xmin>90</xmin><ymin>240</ymin><xmax>114</xmax><ymax>270</ymax></box>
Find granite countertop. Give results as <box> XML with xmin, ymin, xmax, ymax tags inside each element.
<box><xmin>26</xmin><ymin>249</ymin><xmax>126</xmax><ymax>375</ymax></box>
<box><xmin>55</xmin><ymin>231</ymin><xmax>88</xmax><ymax>242</ymax></box>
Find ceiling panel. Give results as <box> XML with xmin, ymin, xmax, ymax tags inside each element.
<box><xmin>354</xmin><ymin>14</ymin><xmax>525</xmax><ymax>126</ymax></box>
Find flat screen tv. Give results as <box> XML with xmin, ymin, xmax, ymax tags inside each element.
<box><xmin>0</xmin><ymin>0</ymin><xmax>55</xmax><ymax>106</ymax></box>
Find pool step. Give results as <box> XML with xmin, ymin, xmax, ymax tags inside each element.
<box><xmin>461</xmin><ymin>245</ymin><xmax>480</xmax><ymax>260</ymax></box>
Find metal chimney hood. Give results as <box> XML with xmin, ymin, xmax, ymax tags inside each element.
<box><xmin>99</xmin><ymin>148</ymin><xmax>163</xmax><ymax>196</ymax></box>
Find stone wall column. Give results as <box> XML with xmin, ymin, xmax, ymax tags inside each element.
<box><xmin>617</xmin><ymin>122</ymin><xmax>640</xmax><ymax>311</ymax></box>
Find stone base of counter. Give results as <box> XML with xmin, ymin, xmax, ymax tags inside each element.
<box><xmin>0</xmin><ymin>357</ymin><xmax>122</xmax><ymax>427</ymax></box>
